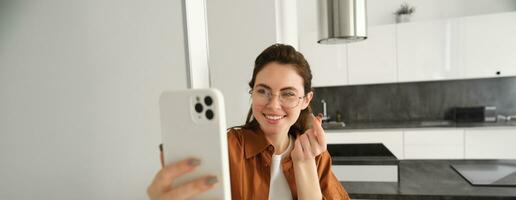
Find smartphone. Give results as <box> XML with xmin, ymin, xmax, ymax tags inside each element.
<box><xmin>159</xmin><ymin>88</ymin><xmax>231</xmax><ymax>200</ymax></box>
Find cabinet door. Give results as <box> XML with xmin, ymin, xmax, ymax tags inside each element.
<box><xmin>299</xmin><ymin>31</ymin><xmax>347</xmax><ymax>87</ymax></box>
<box><xmin>326</xmin><ymin>130</ymin><xmax>404</xmax><ymax>159</ymax></box>
<box><xmin>465</xmin><ymin>128</ymin><xmax>516</xmax><ymax>159</ymax></box>
<box><xmin>462</xmin><ymin>12</ymin><xmax>516</xmax><ymax>79</ymax></box>
<box><xmin>404</xmin><ymin>129</ymin><xmax>464</xmax><ymax>159</ymax></box>
<box><xmin>347</xmin><ymin>24</ymin><xmax>397</xmax><ymax>85</ymax></box>
<box><xmin>397</xmin><ymin>19</ymin><xmax>463</xmax><ymax>82</ymax></box>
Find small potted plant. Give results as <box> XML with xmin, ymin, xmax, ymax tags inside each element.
<box><xmin>394</xmin><ymin>3</ymin><xmax>415</xmax><ymax>23</ymax></box>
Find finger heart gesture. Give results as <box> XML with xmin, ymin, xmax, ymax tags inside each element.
<box><xmin>291</xmin><ymin>114</ymin><xmax>327</xmax><ymax>163</ymax></box>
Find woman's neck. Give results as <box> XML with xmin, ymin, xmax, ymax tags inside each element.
<box><xmin>264</xmin><ymin>130</ymin><xmax>290</xmax><ymax>155</ymax></box>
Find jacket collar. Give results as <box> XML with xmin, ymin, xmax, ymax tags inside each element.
<box><xmin>243</xmin><ymin>128</ymin><xmax>299</xmax><ymax>159</ymax></box>
<box><xmin>243</xmin><ymin>128</ymin><xmax>272</xmax><ymax>159</ymax></box>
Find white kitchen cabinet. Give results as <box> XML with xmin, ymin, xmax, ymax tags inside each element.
<box><xmin>403</xmin><ymin>129</ymin><xmax>464</xmax><ymax>159</ymax></box>
<box><xmin>326</xmin><ymin>130</ymin><xmax>404</xmax><ymax>159</ymax></box>
<box><xmin>298</xmin><ymin>31</ymin><xmax>347</xmax><ymax>87</ymax></box>
<box><xmin>299</xmin><ymin>11</ymin><xmax>516</xmax><ymax>86</ymax></box>
<box><xmin>465</xmin><ymin>128</ymin><xmax>516</xmax><ymax>159</ymax></box>
<box><xmin>462</xmin><ymin>12</ymin><xmax>516</xmax><ymax>79</ymax></box>
<box><xmin>397</xmin><ymin>18</ymin><xmax>463</xmax><ymax>82</ymax></box>
<box><xmin>347</xmin><ymin>24</ymin><xmax>397</xmax><ymax>85</ymax></box>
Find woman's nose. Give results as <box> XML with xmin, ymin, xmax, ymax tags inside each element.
<box><xmin>266</xmin><ymin>95</ymin><xmax>282</xmax><ymax>108</ymax></box>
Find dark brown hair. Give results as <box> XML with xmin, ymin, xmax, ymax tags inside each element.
<box><xmin>240</xmin><ymin>43</ymin><xmax>313</xmax><ymax>137</ymax></box>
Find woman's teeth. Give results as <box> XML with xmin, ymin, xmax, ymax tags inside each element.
<box><xmin>264</xmin><ymin>114</ymin><xmax>285</xmax><ymax>120</ymax></box>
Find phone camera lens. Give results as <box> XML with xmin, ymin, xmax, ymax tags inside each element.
<box><xmin>204</xmin><ymin>96</ymin><xmax>213</xmax><ymax>106</ymax></box>
<box><xmin>194</xmin><ymin>103</ymin><xmax>203</xmax><ymax>113</ymax></box>
<box><xmin>205</xmin><ymin>109</ymin><xmax>214</xmax><ymax>120</ymax></box>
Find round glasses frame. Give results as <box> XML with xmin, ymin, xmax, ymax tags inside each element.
<box><xmin>249</xmin><ymin>89</ymin><xmax>306</xmax><ymax>108</ymax></box>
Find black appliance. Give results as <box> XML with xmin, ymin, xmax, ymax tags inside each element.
<box><xmin>445</xmin><ymin>106</ymin><xmax>497</xmax><ymax>122</ymax></box>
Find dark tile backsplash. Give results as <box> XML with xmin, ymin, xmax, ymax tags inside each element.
<box><xmin>310</xmin><ymin>77</ymin><xmax>516</xmax><ymax>124</ymax></box>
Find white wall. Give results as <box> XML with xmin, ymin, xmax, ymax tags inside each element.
<box><xmin>206</xmin><ymin>0</ymin><xmax>278</xmax><ymax>127</ymax></box>
<box><xmin>0</xmin><ymin>0</ymin><xmax>187</xmax><ymax>199</ymax></box>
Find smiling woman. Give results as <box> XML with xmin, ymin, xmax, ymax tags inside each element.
<box><xmin>227</xmin><ymin>44</ymin><xmax>350</xmax><ymax>199</ymax></box>
<box><xmin>147</xmin><ymin>44</ymin><xmax>350</xmax><ymax>200</ymax></box>
<box><xmin>242</xmin><ymin>44</ymin><xmax>315</xmax><ymax>138</ymax></box>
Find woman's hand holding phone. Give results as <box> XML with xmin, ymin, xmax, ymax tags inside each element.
<box><xmin>147</xmin><ymin>149</ymin><xmax>218</xmax><ymax>200</ymax></box>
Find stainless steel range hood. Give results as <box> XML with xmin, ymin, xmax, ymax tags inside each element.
<box><xmin>318</xmin><ymin>0</ymin><xmax>367</xmax><ymax>44</ymax></box>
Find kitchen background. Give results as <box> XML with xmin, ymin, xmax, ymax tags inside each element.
<box><xmin>312</xmin><ymin>77</ymin><xmax>516</xmax><ymax>124</ymax></box>
<box><xmin>1</xmin><ymin>0</ymin><xmax>516</xmax><ymax>199</ymax></box>
<box><xmin>299</xmin><ymin>0</ymin><xmax>516</xmax><ymax>164</ymax></box>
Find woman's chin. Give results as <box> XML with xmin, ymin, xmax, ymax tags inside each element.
<box><xmin>259</xmin><ymin>122</ymin><xmax>289</xmax><ymax>135</ymax></box>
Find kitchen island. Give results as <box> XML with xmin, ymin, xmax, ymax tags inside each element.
<box><xmin>341</xmin><ymin>160</ymin><xmax>516</xmax><ymax>200</ymax></box>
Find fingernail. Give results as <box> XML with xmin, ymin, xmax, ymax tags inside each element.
<box><xmin>188</xmin><ymin>158</ymin><xmax>201</xmax><ymax>166</ymax></box>
<box><xmin>206</xmin><ymin>176</ymin><xmax>218</xmax><ymax>185</ymax></box>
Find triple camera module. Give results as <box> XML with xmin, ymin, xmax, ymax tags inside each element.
<box><xmin>194</xmin><ymin>95</ymin><xmax>214</xmax><ymax>120</ymax></box>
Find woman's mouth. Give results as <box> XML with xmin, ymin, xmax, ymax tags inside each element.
<box><xmin>263</xmin><ymin>114</ymin><xmax>286</xmax><ymax>124</ymax></box>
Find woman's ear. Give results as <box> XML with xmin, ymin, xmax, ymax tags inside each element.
<box><xmin>301</xmin><ymin>91</ymin><xmax>314</xmax><ymax>109</ymax></box>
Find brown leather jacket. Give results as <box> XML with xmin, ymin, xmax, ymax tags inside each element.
<box><xmin>227</xmin><ymin>128</ymin><xmax>350</xmax><ymax>200</ymax></box>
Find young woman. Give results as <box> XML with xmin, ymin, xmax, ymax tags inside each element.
<box><xmin>147</xmin><ymin>44</ymin><xmax>349</xmax><ymax>200</ymax></box>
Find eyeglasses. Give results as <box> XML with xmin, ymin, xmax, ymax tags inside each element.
<box><xmin>249</xmin><ymin>86</ymin><xmax>305</xmax><ymax>108</ymax></box>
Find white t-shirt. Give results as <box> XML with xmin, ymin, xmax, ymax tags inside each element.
<box><xmin>268</xmin><ymin>136</ymin><xmax>293</xmax><ymax>200</ymax></box>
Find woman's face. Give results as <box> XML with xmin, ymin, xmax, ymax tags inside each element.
<box><xmin>251</xmin><ymin>62</ymin><xmax>313</xmax><ymax>136</ymax></box>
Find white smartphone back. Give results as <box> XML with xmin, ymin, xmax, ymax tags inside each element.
<box><xmin>159</xmin><ymin>88</ymin><xmax>231</xmax><ymax>200</ymax></box>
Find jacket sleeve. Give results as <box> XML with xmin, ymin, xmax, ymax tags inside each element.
<box><xmin>226</xmin><ymin>129</ymin><xmax>243</xmax><ymax>199</ymax></box>
<box><xmin>316</xmin><ymin>150</ymin><xmax>350</xmax><ymax>200</ymax></box>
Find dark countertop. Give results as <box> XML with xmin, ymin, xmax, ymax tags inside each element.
<box><xmin>341</xmin><ymin>160</ymin><xmax>516</xmax><ymax>200</ymax></box>
<box><xmin>329</xmin><ymin>143</ymin><xmax>399</xmax><ymax>165</ymax></box>
<box><xmin>325</xmin><ymin>120</ymin><xmax>516</xmax><ymax>130</ymax></box>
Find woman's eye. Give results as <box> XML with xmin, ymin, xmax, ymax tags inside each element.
<box><xmin>256</xmin><ymin>88</ymin><xmax>269</xmax><ymax>95</ymax></box>
<box><xmin>282</xmin><ymin>92</ymin><xmax>296</xmax><ymax>97</ymax></box>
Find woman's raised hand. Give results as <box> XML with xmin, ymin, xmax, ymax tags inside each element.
<box><xmin>291</xmin><ymin>114</ymin><xmax>327</xmax><ymax>162</ymax></box>
<box><xmin>306</xmin><ymin>114</ymin><xmax>327</xmax><ymax>157</ymax></box>
<box><xmin>147</xmin><ymin>155</ymin><xmax>218</xmax><ymax>200</ymax></box>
